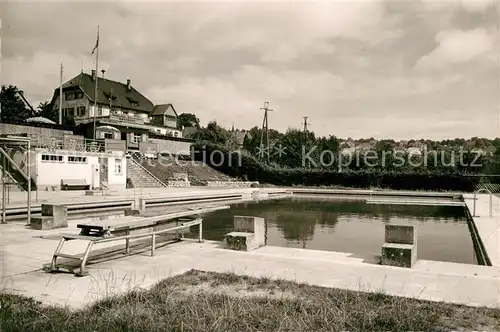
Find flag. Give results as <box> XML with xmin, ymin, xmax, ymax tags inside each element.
<box><xmin>90</xmin><ymin>28</ymin><xmax>99</xmax><ymax>55</ymax></box>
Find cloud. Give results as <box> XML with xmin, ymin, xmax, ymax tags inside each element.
<box><xmin>1</xmin><ymin>1</ymin><xmax>498</xmax><ymax>140</ymax></box>
<box><xmin>3</xmin><ymin>51</ymin><xmax>110</xmax><ymax>104</ymax></box>
<box><xmin>415</xmin><ymin>28</ymin><xmax>494</xmax><ymax>68</ymax></box>
<box><xmin>147</xmin><ymin>65</ymin><xmax>344</xmax><ymax>128</ymax></box>
<box><xmin>420</xmin><ymin>0</ymin><xmax>496</xmax><ymax>12</ymax></box>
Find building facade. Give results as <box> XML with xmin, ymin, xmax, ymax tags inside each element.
<box><xmin>33</xmin><ymin>149</ymin><xmax>127</xmax><ymax>191</ymax></box>
<box><xmin>49</xmin><ymin>70</ymin><xmax>184</xmax><ymax>148</ymax></box>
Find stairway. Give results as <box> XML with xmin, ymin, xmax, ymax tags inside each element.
<box><xmin>136</xmin><ymin>156</ymin><xmax>234</xmax><ymax>186</ymax></box>
<box><xmin>0</xmin><ymin>166</ymin><xmax>24</xmax><ymax>192</ymax></box>
<box><xmin>126</xmin><ymin>158</ymin><xmax>166</xmax><ymax>188</ymax></box>
<box><xmin>0</xmin><ymin>148</ymin><xmax>36</xmax><ymax>191</ymax></box>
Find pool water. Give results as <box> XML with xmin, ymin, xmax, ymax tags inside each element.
<box><xmin>200</xmin><ymin>196</ymin><xmax>477</xmax><ymax>265</ymax></box>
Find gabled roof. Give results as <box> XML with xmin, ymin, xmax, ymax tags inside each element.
<box><xmin>151</xmin><ymin>103</ymin><xmax>177</xmax><ymax>117</ymax></box>
<box><xmin>231</xmin><ymin>130</ymin><xmax>250</xmax><ymax>145</ymax></box>
<box><xmin>52</xmin><ymin>73</ymin><xmax>154</xmax><ymax>113</ymax></box>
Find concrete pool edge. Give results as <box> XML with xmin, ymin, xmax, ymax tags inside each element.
<box><xmin>286</xmin><ymin>188</ymin><xmax>463</xmax><ymax>199</ymax></box>
<box><xmin>2</xmin><ymin>188</ymin><xmax>500</xmax><ymax>310</ymax></box>
<box><xmin>463</xmin><ymin>194</ymin><xmax>500</xmax><ymax>267</ymax></box>
<box><xmin>286</xmin><ymin>189</ymin><xmax>497</xmax><ymax>267</ymax></box>
<box><xmin>2</xmin><ymin>239</ymin><xmax>499</xmax><ymax>310</ymax></box>
<box><xmin>463</xmin><ymin>202</ymin><xmax>492</xmax><ymax>266</ymax></box>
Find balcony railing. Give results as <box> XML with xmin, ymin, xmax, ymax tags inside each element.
<box><xmin>108</xmin><ymin>114</ymin><xmax>146</xmax><ymax>125</ymax></box>
<box><xmin>106</xmin><ymin>110</ymin><xmax>150</xmax><ymax>124</ymax></box>
<box><xmin>28</xmin><ymin>134</ymin><xmax>106</xmax><ymax>153</ymax></box>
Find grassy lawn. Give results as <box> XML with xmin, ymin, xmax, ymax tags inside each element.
<box><xmin>1</xmin><ymin>270</ymin><xmax>499</xmax><ymax>332</ymax></box>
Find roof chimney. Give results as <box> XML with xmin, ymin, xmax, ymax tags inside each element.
<box><xmin>101</xmin><ymin>69</ymin><xmax>106</xmax><ymax>78</ymax></box>
<box><xmin>91</xmin><ymin>69</ymin><xmax>96</xmax><ymax>81</ymax></box>
<box><xmin>126</xmin><ymin>78</ymin><xmax>131</xmax><ymax>91</ymax></box>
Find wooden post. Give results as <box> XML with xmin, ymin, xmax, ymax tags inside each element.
<box><xmin>198</xmin><ymin>221</ymin><xmax>203</xmax><ymax>243</ymax></box>
<box><xmin>125</xmin><ymin>230</ymin><xmax>130</xmax><ymax>254</ymax></box>
<box><xmin>151</xmin><ymin>233</ymin><xmax>156</xmax><ymax>257</ymax></box>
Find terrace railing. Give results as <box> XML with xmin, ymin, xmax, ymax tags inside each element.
<box><xmin>473</xmin><ymin>188</ymin><xmax>493</xmax><ymax>217</ymax></box>
<box><xmin>28</xmin><ymin>134</ymin><xmax>106</xmax><ymax>153</ymax></box>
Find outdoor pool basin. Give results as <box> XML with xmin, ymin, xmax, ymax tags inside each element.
<box><xmin>200</xmin><ymin>195</ymin><xmax>478</xmax><ymax>265</ymax></box>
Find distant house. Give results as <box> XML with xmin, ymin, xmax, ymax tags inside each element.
<box><xmin>398</xmin><ymin>140</ymin><xmax>408</xmax><ymax>148</ymax></box>
<box><xmin>407</xmin><ymin>147</ymin><xmax>422</xmax><ymax>156</ymax></box>
<box><xmin>342</xmin><ymin>139</ymin><xmax>356</xmax><ymax>149</ymax></box>
<box><xmin>470</xmin><ymin>147</ymin><xmax>495</xmax><ymax>156</ymax></box>
<box><xmin>341</xmin><ymin>147</ymin><xmax>356</xmax><ymax>155</ymax></box>
<box><xmin>230</xmin><ymin>129</ymin><xmax>251</xmax><ymax>148</ymax></box>
<box><xmin>356</xmin><ymin>142</ymin><xmax>376</xmax><ymax>151</ymax></box>
<box><xmin>150</xmin><ymin>104</ymin><xmax>181</xmax><ymax>137</ymax></box>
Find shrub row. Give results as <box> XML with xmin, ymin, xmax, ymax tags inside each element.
<box><xmin>193</xmin><ymin>143</ymin><xmax>484</xmax><ymax>192</ymax></box>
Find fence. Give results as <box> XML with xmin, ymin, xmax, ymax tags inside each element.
<box><xmin>26</xmin><ymin>134</ymin><xmax>106</xmax><ymax>153</ymax></box>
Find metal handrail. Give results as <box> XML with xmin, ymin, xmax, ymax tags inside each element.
<box><xmin>128</xmin><ymin>156</ymin><xmax>168</xmax><ymax>187</ymax></box>
<box><xmin>0</xmin><ymin>147</ymin><xmax>30</xmax><ymax>182</ymax></box>
<box><xmin>473</xmin><ymin>188</ymin><xmax>493</xmax><ymax>217</ymax></box>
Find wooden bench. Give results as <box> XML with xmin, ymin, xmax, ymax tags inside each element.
<box><xmin>61</xmin><ymin>179</ymin><xmax>90</xmax><ymax>191</ymax></box>
<box><xmin>44</xmin><ymin>205</ymin><xmax>229</xmax><ymax>276</ymax></box>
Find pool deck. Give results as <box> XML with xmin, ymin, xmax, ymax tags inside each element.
<box><xmin>463</xmin><ymin>193</ymin><xmax>500</xmax><ymax>267</ymax></box>
<box><xmin>1</xmin><ymin>188</ymin><xmax>499</xmax><ymax>310</ymax></box>
<box><xmin>4</xmin><ymin>187</ymin><xmax>460</xmax><ymax>208</ymax></box>
<box><xmin>3</xmin><ymin>187</ymin><xmax>277</xmax><ymax>208</ymax></box>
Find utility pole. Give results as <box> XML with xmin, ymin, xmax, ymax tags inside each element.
<box><xmin>302</xmin><ymin>116</ymin><xmax>309</xmax><ymax>132</ymax></box>
<box><xmin>91</xmin><ymin>25</ymin><xmax>100</xmax><ymax>140</ymax></box>
<box><xmin>302</xmin><ymin>116</ymin><xmax>311</xmax><ymax>168</ymax></box>
<box><xmin>259</xmin><ymin>101</ymin><xmax>273</xmax><ymax>162</ymax></box>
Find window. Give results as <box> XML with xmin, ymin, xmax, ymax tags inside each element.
<box><xmin>41</xmin><ymin>154</ymin><xmax>63</xmax><ymax>162</ymax></box>
<box><xmin>65</xmin><ymin>91</ymin><xmax>75</xmax><ymax>101</ymax></box>
<box><xmin>104</xmin><ymin>133</ymin><xmax>113</xmax><ymax>139</ymax></box>
<box><xmin>114</xmin><ymin>158</ymin><xmax>123</xmax><ymax>174</ymax></box>
<box><xmin>174</xmin><ymin>132</ymin><xmax>179</xmax><ymax>137</ymax></box>
<box><xmin>126</xmin><ymin>97</ymin><xmax>139</xmax><ymax>107</ymax></box>
<box><xmin>103</xmin><ymin>92</ymin><xmax>116</xmax><ymax>101</ymax></box>
<box><xmin>68</xmin><ymin>156</ymin><xmax>87</xmax><ymax>163</ymax></box>
<box><xmin>75</xmin><ymin>91</ymin><xmax>84</xmax><ymax>99</ymax></box>
<box><xmin>132</xmin><ymin>133</ymin><xmax>141</xmax><ymax>143</ymax></box>
<box><xmin>76</xmin><ymin>106</ymin><xmax>86</xmax><ymax>117</ymax></box>
<box><xmin>62</xmin><ymin>108</ymin><xmax>74</xmax><ymax>117</ymax></box>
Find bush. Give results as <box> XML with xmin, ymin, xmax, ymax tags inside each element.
<box><xmin>192</xmin><ymin>143</ymin><xmax>481</xmax><ymax>192</ymax></box>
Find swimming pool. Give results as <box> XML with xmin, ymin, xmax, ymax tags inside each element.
<box><xmin>201</xmin><ymin>195</ymin><xmax>477</xmax><ymax>265</ymax></box>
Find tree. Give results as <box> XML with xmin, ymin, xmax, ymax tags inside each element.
<box><xmin>36</xmin><ymin>101</ymin><xmax>57</xmax><ymax>123</ymax></box>
<box><xmin>375</xmin><ymin>139</ymin><xmax>394</xmax><ymax>152</ymax></box>
<box><xmin>192</xmin><ymin>121</ymin><xmax>230</xmax><ymax>145</ymax></box>
<box><xmin>0</xmin><ymin>85</ymin><xmax>34</xmax><ymax>121</ymax></box>
<box><xmin>177</xmin><ymin>113</ymin><xmax>200</xmax><ymax>128</ymax></box>
<box><xmin>279</xmin><ymin>128</ymin><xmax>312</xmax><ymax>168</ymax></box>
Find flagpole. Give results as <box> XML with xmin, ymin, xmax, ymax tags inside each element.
<box><xmin>93</xmin><ymin>25</ymin><xmax>99</xmax><ymax>140</ymax></box>
<box><xmin>59</xmin><ymin>63</ymin><xmax>63</xmax><ymax>125</ymax></box>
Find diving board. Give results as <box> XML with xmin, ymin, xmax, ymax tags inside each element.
<box><xmin>44</xmin><ymin>205</ymin><xmax>229</xmax><ymax>276</ymax></box>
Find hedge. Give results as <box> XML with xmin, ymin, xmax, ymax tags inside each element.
<box><xmin>192</xmin><ymin>143</ymin><xmax>483</xmax><ymax>192</ymax></box>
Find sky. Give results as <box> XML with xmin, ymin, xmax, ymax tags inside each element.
<box><xmin>1</xmin><ymin>0</ymin><xmax>499</xmax><ymax>140</ymax></box>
